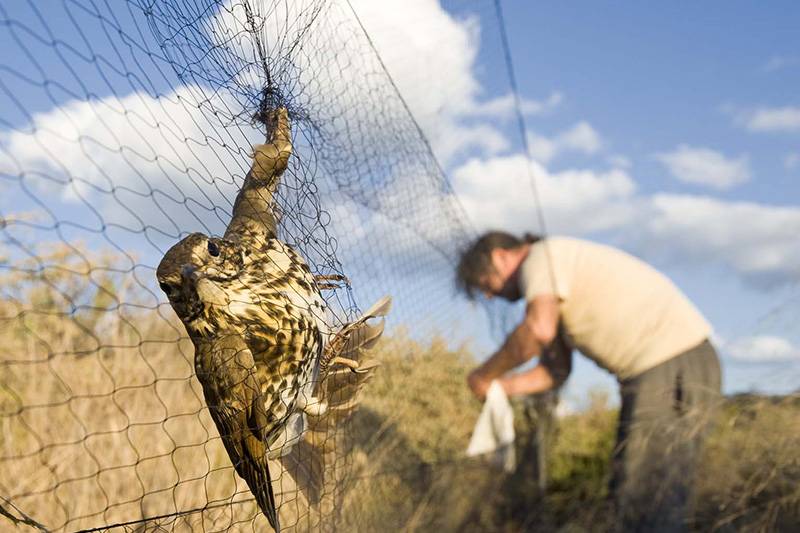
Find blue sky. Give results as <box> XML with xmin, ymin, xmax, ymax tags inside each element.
<box><xmin>503</xmin><ymin>2</ymin><xmax>800</xmax><ymax>202</ymax></box>
<box><xmin>1</xmin><ymin>0</ymin><xmax>798</xmax><ymax>410</ymax></box>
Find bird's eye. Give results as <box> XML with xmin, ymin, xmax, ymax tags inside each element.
<box><xmin>159</xmin><ymin>282</ymin><xmax>173</xmax><ymax>294</ymax></box>
<box><xmin>207</xmin><ymin>240</ymin><xmax>220</xmax><ymax>257</ymax></box>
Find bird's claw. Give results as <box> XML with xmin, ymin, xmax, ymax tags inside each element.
<box><xmin>329</xmin><ymin>356</ymin><xmax>367</xmax><ymax>373</ymax></box>
<box><xmin>302</xmin><ymin>397</ymin><xmax>328</xmax><ymax>417</ymax></box>
<box><xmin>315</xmin><ymin>274</ymin><xmax>349</xmax><ymax>291</ymax></box>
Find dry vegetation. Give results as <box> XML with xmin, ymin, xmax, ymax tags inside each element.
<box><xmin>1</xmin><ymin>242</ymin><xmax>798</xmax><ymax>532</ymax></box>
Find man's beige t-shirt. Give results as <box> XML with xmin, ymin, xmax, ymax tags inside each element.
<box><xmin>519</xmin><ymin>237</ymin><xmax>712</xmax><ymax>380</ymax></box>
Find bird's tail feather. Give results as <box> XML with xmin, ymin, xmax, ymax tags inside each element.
<box><xmin>249</xmin><ymin>462</ymin><xmax>280</xmax><ymax>532</ymax></box>
<box><xmin>232</xmin><ymin>432</ymin><xmax>280</xmax><ymax>532</ymax></box>
<box><xmin>218</xmin><ymin>421</ymin><xmax>281</xmax><ymax>532</ymax></box>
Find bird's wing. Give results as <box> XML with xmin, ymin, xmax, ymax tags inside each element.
<box><xmin>279</xmin><ymin>358</ymin><xmax>379</xmax><ymax>507</ymax></box>
<box><xmin>225</xmin><ymin>107</ymin><xmax>292</xmax><ymax>246</ymax></box>
<box><xmin>281</xmin><ymin>296</ymin><xmax>391</xmax><ymax>506</ymax></box>
<box><xmin>198</xmin><ymin>334</ymin><xmax>281</xmax><ymax>532</ymax></box>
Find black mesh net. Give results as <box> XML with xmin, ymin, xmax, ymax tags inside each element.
<box><xmin>6</xmin><ymin>2</ymin><xmax>798</xmax><ymax>532</ymax></box>
<box><xmin>0</xmin><ymin>0</ymin><xmax>530</xmax><ymax>531</ymax></box>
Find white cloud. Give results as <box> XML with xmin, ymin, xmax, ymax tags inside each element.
<box><xmin>9</xmin><ymin>0</ymin><xmax>799</xmax><ymax>299</ymax></box>
<box><xmin>345</xmin><ymin>0</ymin><xmax>521</xmax><ymax>163</ymax></box>
<box><xmin>464</xmin><ymin>91</ymin><xmax>563</xmax><ymax>119</ymax></box>
<box><xmin>607</xmin><ymin>155</ymin><xmax>632</xmax><ymax>169</ymax></box>
<box><xmin>448</xmin><ymin>150</ymin><xmax>800</xmax><ymax>287</ymax></box>
<box><xmin>0</xmin><ymin>85</ymin><xmax>251</xmax><ymax>242</ymax></box>
<box><xmin>527</xmin><ymin>121</ymin><xmax>603</xmax><ymax>164</ymax></box>
<box><xmin>197</xmin><ymin>0</ymin><xmax>525</xmax><ymax>165</ymax></box>
<box><xmin>762</xmin><ymin>56</ymin><xmax>800</xmax><ymax>73</ymax></box>
<box><xmin>334</xmin><ymin>1</ymin><xmax>564</xmax><ymax>164</ymax></box>
<box><xmin>521</xmin><ymin>92</ymin><xmax>564</xmax><ymax>115</ymax></box>
<box><xmin>451</xmin><ymin>154</ymin><xmax>637</xmax><ymax>235</ymax></box>
<box><xmin>527</xmin><ymin>135</ymin><xmax>556</xmax><ymax>164</ymax></box>
<box><xmin>725</xmin><ymin>335</ymin><xmax>800</xmax><ymax>363</ymax></box>
<box><xmin>640</xmin><ymin>194</ymin><xmax>800</xmax><ymax>286</ymax></box>
<box><xmin>450</xmin><ymin>147</ymin><xmax>797</xmax><ymax>290</ymax></box>
<box><xmin>0</xmin><ymin>0</ymin><xmax>530</xmax><ymax>255</ymax></box>
<box><xmin>349</xmin><ymin>0</ymin><xmax>481</xmax><ymax>115</ymax></box>
<box><xmin>785</xmin><ymin>153</ymin><xmax>800</xmax><ymax>170</ymax></box>
<box><xmin>432</xmin><ymin>123</ymin><xmax>510</xmax><ymax>164</ymax></box>
<box><xmin>655</xmin><ymin>145</ymin><xmax>750</xmax><ymax>190</ymax></box>
<box><xmin>560</xmin><ymin>122</ymin><xmax>602</xmax><ymax>153</ymax></box>
<box><xmin>741</xmin><ymin>106</ymin><xmax>800</xmax><ymax>133</ymax></box>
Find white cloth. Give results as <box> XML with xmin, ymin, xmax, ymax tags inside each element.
<box><xmin>466</xmin><ymin>380</ymin><xmax>516</xmax><ymax>472</ymax></box>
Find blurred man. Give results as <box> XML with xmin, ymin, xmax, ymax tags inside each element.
<box><xmin>457</xmin><ymin>232</ymin><xmax>721</xmax><ymax>532</ymax></box>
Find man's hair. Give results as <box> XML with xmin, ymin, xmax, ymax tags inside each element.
<box><xmin>456</xmin><ymin>231</ymin><xmax>541</xmax><ymax>300</ymax></box>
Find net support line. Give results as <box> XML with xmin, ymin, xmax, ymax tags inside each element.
<box><xmin>0</xmin><ymin>497</ymin><xmax>48</xmax><ymax>532</ymax></box>
<box><xmin>492</xmin><ymin>0</ymin><xmax>559</xmax><ymax>293</ymax></box>
<box><xmin>343</xmin><ymin>0</ymin><xmax>478</xmax><ymax>249</ymax></box>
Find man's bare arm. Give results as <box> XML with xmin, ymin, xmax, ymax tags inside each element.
<box><xmin>500</xmin><ymin>364</ymin><xmax>557</xmax><ymax>397</ymax></box>
<box><xmin>468</xmin><ymin>294</ymin><xmax>560</xmax><ymax>398</ymax></box>
<box><xmin>500</xmin><ymin>333</ymin><xmax>573</xmax><ymax>397</ymax></box>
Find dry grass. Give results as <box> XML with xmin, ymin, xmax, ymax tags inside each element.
<box><xmin>1</xmin><ymin>241</ymin><xmax>799</xmax><ymax>532</ymax></box>
<box><xmin>0</xmin><ymin>242</ymin><xmax>309</xmax><ymax>531</ymax></box>
<box><xmin>695</xmin><ymin>394</ymin><xmax>800</xmax><ymax>532</ymax></box>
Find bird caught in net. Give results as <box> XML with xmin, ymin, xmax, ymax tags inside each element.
<box><xmin>156</xmin><ymin>105</ymin><xmax>390</xmax><ymax>531</ymax></box>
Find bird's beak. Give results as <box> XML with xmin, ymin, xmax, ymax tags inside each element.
<box><xmin>181</xmin><ymin>264</ymin><xmax>198</xmax><ymax>283</ymax></box>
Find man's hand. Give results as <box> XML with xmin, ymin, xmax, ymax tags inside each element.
<box><xmin>467</xmin><ymin>367</ymin><xmax>492</xmax><ymax>401</ymax></box>
<box><xmin>467</xmin><ymin>295</ymin><xmax>561</xmax><ymax>400</ymax></box>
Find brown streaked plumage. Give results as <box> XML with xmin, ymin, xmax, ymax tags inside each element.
<box><xmin>156</xmin><ymin>106</ymin><xmax>390</xmax><ymax>530</ymax></box>
<box><xmin>157</xmin><ymin>108</ymin><xmax>314</xmax><ymax>532</ymax></box>
<box><xmin>194</xmin><ymin>332</ymin><xmax>278</xmax><ymax>528</ymax></box>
